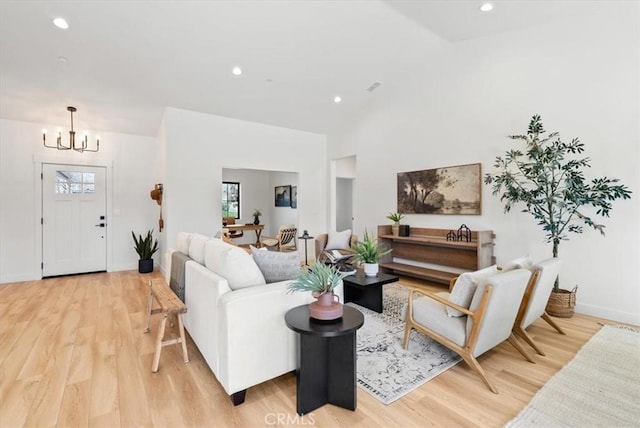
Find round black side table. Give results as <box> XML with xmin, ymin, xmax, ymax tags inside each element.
<box><xmin>298</xmin><ymin>233</ymin><xmax>314</xmax><ymax>266</ymax></box>
<box><xmin>285</xmin><ymin>304</ymin><xmax>364</xmax><ymax>415</ymax></box>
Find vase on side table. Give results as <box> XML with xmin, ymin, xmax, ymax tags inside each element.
<box><xmin>309</xmin><ymin>292</ymin><xmax>343</xmax><ymax>320</ymax></box>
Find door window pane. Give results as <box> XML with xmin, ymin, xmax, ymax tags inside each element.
<box><xmin>55</xmin><ymin>170</ymin><xmax>97</xmax><ymax>194</ymax></box>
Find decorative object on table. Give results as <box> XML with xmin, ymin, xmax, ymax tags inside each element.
<box><xmin>150</xmin><ymin>183</ymin><xmax>164</xmax><ymax>231</ymax></box>
<box><xmin>386</xmin><ymin>212</ymin><xmax>404</xmax><ymax>236</ymax></box>
<box><xmin>353</xmin><ymin>229</ymin><xmax>392</xmax><ymax>277</ymax></box>
<box><xmin>505</xmin><ymin>325</ymin><xmax>640</xmax><ymax>427</ymax></box>
<box><xmin>457</xmin><ymin>224</ymin><xmax>471</xmax><ymax>242</ymax></box>
<box><xmin>132</xmin><ymin>229</ymin><xmax>159</xmax><ymax>273</ymax></box>
<box><xmin>484</xmin><ymin>114</ymin><xmax>631</xmax><ymax>317</ymax></box>
<box><xmin>291</xmin><ymin>186</ymin><xmax>297</xmax><ymax>209</ymax></box>
<box><xmin>397</xmin><ymin>163</ymin><xmax>481</xmax><ymax>215</ymax></box>
<box><xmin>274</xmin><ymin>185</ymin><xmax>291</xmax><ymax>207</ymax></box>
<box><xmin>298</xmin><ymin>230</ymin><xmax>314</xmax><ymax>266</ymax></box>
<box><xmin>398</xmin><ymin>224</ymin><xmax>410</xmax><ymax>237</ymax></box>
<box><xmin>42</xmin><ymin>106</ymin><xmax>100</xmax><ymax>153</ymax></box>
<box><xmin>252</xmin><ymin>209</ymin><xmax>262</xmax><ymax>225</ymax></box>
<box><xmin>446</xmin><ymin>230</ymin><xmax>456</xmax><ymax>241</ymax></box>
<box><xmin>287</xmin><ymin>263</ymin><xmax>350</xmax><ymax>320</ymax></box>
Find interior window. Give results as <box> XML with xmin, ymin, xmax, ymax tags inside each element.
<box><xmin>222</xmin><ymin>181</ymin><xmax>240</xmax><ymax>219</ymax></box>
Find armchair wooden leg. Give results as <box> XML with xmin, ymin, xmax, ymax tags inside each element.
<box><xmin>513</xmin><ymin>326</ymin><xmax>545</xmax><ymax>356</ymax></box>
<box><xmin>541</xmin><ymin>312</ymin><xmax>566</xmax><ymax>335</ymax></box>
<box><xmin>508</xmin><ymin>333</ymin><xmax>536</xmax><ymax>362</ymax></box>
<box><xmin>461</xmin><ymin>353</ymin><xmax>498</xmax><ymax>394</ymax></box>
<box><xmin>402</xmin><ymin>322</ymin><xmax>412</xmax><ymax>349</ymax></box>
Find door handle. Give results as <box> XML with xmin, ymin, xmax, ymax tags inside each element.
<box><xmin>95</xmin><ymin>223</ymin><xmax>106</xmax><ymax>227</ymax></box>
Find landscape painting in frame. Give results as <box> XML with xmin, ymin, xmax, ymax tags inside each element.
<box><xmin>275</xmin><ymin>185</ymin><xmax>291</xmax><ymax>207</ymax></box>
<box><xmin>397</xmin><ymin>163</ymin><xmax>481</xmax><ymax>215</ymax></box>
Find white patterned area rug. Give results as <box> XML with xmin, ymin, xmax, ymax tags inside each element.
<box><xmin>349</xmin><ymin>283</ymin><xmax>461</xmax><ymax>405</ymax></box>
<box><xmin>506</xmin><ymin>325</ymin><xmax>640</xmax><ymax>427</ymax></box>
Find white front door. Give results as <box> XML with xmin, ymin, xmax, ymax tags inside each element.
<box><xmin>42</xmin><ymin>164</ymin><xmax>107</xmax><ymax>277</ymax></box>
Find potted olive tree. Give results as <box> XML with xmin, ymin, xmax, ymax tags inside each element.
<box><xmin>484</xmin><ymin>115</ymin><xmax>631</xmax><ymax>316</ymax></box>
<box><xmin>132</xmin><ymin>229</ymin><xmax>159</xmax><ymax>273</ymax></box>
<box><xmin>287</xmin><ymin>263</ymin><xmax>349</xmax><ymax>320</ymax></box>
<box><xmin>386</xmin><ymin>212</ymin><xmax>404</xmax><ymax>236</ymax></box>
<box><xmin>353</xmin><ymin>229</ymin><xmax>392</xmax><ymax>277</ymax></box>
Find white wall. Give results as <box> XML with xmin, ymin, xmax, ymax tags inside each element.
<box><xmin>160</xmin><ymin>107</ymin><xmax>326</xmax><ymax>265</ymax></box>
<box><xmin>0</xmin><ymin>118</ymin><xmax>160</xmax><ymax>282</ymax></box>
<box><xmin>329</xmin><ymin>7</ymin><xmax>639</xmax><ymax>324</ymax></box>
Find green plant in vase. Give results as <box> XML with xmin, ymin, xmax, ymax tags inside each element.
<box><xmin>287</xmin><ymin>263</ymin><xmax>349</xmax><ymax>320</ymax></box>
<box><xmin>353</xmin><ymin>229</ymin><xmax>392</xmax><ymax>277</ymax></box>
<box><xmin>132</xmin><ymin>229</ymin><xmax>159</xmax><ymax>273</ymax></box>
<box><xmin>387</xmin><ymin>212</ymin><xmax>404</xmax><ymax>236</ymax></box>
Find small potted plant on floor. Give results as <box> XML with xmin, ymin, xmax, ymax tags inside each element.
<box><xmin>132</xmin><ymin>229</ymin><xmax>159</xmax><ymax>273</ymax></box>
<box><xmin>252</xmin><ymin>209</ymin><xmax>262</xmax><ymax>225</ymax></box>
<box><xmin>387</xmin><ymin>212</ymin><xmax>404</xmax><ymax>236</ymax></box>
<box><xmin>353</xmin><ymin>229</ymin><xmax>392</xmax><ymax>277</ymax></box>
<box><xmin>288</xmin><ymin>263</ymin><xmax>349</xmax><ymax>320</ymax></box>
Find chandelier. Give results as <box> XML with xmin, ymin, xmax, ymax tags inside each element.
<box><xmin>43</xmin><ymin>106</ymin><xmax>100</xmax><ymax>152</ymax></box>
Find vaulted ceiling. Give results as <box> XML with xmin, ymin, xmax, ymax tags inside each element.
<box><xmin>0</xmin><ymin>1</ymin><xmax>606</xmax><ymax>137</ymax></box>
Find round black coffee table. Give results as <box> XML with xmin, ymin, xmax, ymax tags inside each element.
<box><xmin>285</xmin><ymin>304</ymin><xmax>364</xmax><ymax>415</ymax></box>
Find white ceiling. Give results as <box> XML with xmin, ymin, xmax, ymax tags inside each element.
<box><xmin>0</xmin><ymin>1</ymin><xmax>609</xmax><ymax>137</ymax></box>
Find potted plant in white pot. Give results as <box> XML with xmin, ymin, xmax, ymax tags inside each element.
<box><xmin>353</xmin><ymin>229</ymin><xmax>392</xmax><ymax>277</ymax></box>
<box><xmin>132</xmin><ymin>229</ymin><xmax>159</xmax><ymax>274</ymax></box>
<box><xmin>484</xmin><ymin>114</ymin><xmax>631</xmax><ymax>317</ymax></box>
<box><xmin>287</xmin><ymin>263</ymin><xmax>349</xmax><ymax>320</ymax></box>
<box><xmin>386</xmin><ymin>212</ymin><xmax>404</xmax><ymax>236</ymax></box>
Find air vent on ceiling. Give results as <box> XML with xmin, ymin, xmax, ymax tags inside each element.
<box><xmin>366</xmin><ymin>81</ymin><xmax>383</xmax><ymax>92</ymax></box>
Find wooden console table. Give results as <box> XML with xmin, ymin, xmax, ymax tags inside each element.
<box><xmin>377</xmin><ymin>225</ymin><xmax>495</xmax><ymax>285</ymax></box>
<box><xmin>224</xmin><ymin>224</ymin><xmax>264</xmax><ymax>246</ymax></box>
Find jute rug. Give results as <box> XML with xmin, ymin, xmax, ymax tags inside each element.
<box><xmin>349</xmin><ymin>283</ymin><xmax>461</xmax><ymax>405</ymax></box>
<box><xmin>506</xmin><ymin>325</ymin><xmax>640</xmax><ymax>427</ymax></box>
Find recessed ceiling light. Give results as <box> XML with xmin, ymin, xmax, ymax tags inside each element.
<box><xmin>333</xmin><ymin>96</ymin><xmax>342</xmax><ymax>104</ymax></box>
<box><xmin>479</xmin><ymin>3</ymin><xmax>494</xmax><ymax>12</ymax></box>
<box><xmin>232</xmin><ymin>66</ymin><xmax>242</xmax><ymax>76</ymax></box>
<box><xmin>58</xmin><ymin>56</ymin><xmax>69</xmax><ymax>63</ymax></box>
<box><xmin>53</xmin><ymin>17</ymin><xmax>69</xmax><ymax>29</ymax></box>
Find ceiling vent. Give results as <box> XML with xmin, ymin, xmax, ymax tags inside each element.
<box><xmin>366</xmin><ymin>81</ymin><xmax>383</xmax><ymax>92</ymax></box>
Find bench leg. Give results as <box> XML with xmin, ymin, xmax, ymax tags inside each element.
<box><xmin>177</xmin><ymin>313</ymin><xmax>189</xmax><ymax>363</ymax></box>
<box><xmin>152</xmin><ymin>315</ymin><xmax>168</xmax><ymax>372</ymax></box>
<box><xmin>143</xmin><ymin>291</ymin><xmax>153</xmax><ymax>334</ymax></box>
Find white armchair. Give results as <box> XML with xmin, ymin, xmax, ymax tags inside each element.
<box><xmin>403</xmin><ymin>268</ymin><xmax>534</xmax><ymax>393</ymax></box>
<box><xmin>513</xmin><ymin>258</ymin><xmax>565</xmax><ymax>356</ymax></box>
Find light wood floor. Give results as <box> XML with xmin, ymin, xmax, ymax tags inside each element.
<box><xmin>0</xmin><ymin>270</ymin><xmax>614</xmax><ymax>427</ymax></box>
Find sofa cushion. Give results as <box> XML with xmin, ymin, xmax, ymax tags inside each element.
<box><xmin>325</xmin><ymin>229</ymin><xmax>352</xmax><ymax>250</ymax></box>
<box><xmin>189</xmin><ymin>233</ymin><xmax>210</xmax><ymax>264</ymax></box>
<box><xmin>176</xmin><ymin>232</ymin><xmax>192</xmax><ymax>255</ymax></box>
<box><xmin>204</xmin><ymin>239</ymin><xmax>266</xmax><ymax>290</ymax></box>
<box><xmin>250</xmin><ymin>246</ymin><xmax>301</xmax><ymax>283</ymax></box>
<box><xmin>447</xmin><ymin>265</ymin><xmax>499</xmax><ymax>317</ymax></box>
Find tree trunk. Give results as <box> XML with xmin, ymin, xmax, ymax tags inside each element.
<box><xmin>552</xmin><ymin>239</ymin><xmax>559</xmax><ymax>291</ymax></box>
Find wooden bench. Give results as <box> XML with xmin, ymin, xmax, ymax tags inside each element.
<box><xmin>143</xmin><ymin>279</ymin><xmax>189</xmax><ymax>372</ymax></box>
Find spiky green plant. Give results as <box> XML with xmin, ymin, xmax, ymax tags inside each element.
<box><xmin>287</xmin><ymin>263</ymin><xmax>348</xmax><ymax>295</ymax></box>
<box><xmin>131</xmin><ymin>230</ymin><xmax>159</xmax><ymax>260</ymax></box>
<box><xmin>353</xmin><ymin>229</ymin><xmax>392</xmax><ymax>264</ymax></box>
<box><xmin>386</xmin><ymin>212</ymin><xmax>404</xmax><ymax>224</ymax></box>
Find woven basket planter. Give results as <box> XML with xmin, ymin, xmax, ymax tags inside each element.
<box><xmin>546</xmin><ymin>287</ymin><xmax>577</xmax><ymax>318</ymax></box>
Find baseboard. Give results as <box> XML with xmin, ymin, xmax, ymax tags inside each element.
<box><xmin>109</xmin><ymin>263</ymin><xmax>138</xmax><ymax>272</ymax></box>
<box><xmin>576</xmin><ymin>302</ymin><xmax>640</xmax><ymax>326</ymax></box>
<box><xmin>0</xmin><ymin>273</ymin><xmax>40</xmax><ymax>284</ymax></box>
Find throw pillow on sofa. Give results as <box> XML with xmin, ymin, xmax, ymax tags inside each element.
<box><xmin>250</xmin><ymin>246</ymin><xmax>301</xmax><ymax>283</ymax></box>
<box><xmin>325</xmin><ymin>229</ymin><xmax>352</xmax><ymax>250</ymax></box>
<box><xmin>447</xmin><ymin>265</ymin><xmax>499</xmax><ymax>317</ymax></box>
<box><xmin>204</xmin><ymin>238</ymin><xmax>266</xmax><ymax>290</ymax></box>
<box><xmin>188</xmin><ymin>233</ymin><xmax>210</xmax><ymax>264</ymax></box>
<box><xmin>176</xmin><ymin>232</ymin><xmax>192</xmax><ymax>255</ymax></box>
<box><xmin>501</xmin><ymin>255</ymin><xmax>533</xmax><ymax>271</ymax></box>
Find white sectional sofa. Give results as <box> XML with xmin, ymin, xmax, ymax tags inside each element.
<box><xmin>165</xmin><ymin>232</ymin><xmax>343</xmax><ymax>405</ymax></box>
